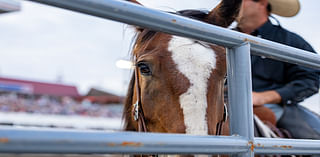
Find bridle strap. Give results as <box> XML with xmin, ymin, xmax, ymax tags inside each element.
<box><xmin>216</xmin><ymin>104</ymin><xmax>228</xmax><ymax>135</ymax></box>
<box><xmin>216</xmin><ymin>120</ymin><xmax>224</xmax><ymax>135</ymax></box>
<box><xmin>134</xmin><ymin>61</ymin><xmax>148</xmax><ymax>132</ymax></box>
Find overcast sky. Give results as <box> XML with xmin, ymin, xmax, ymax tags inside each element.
<box><xmin>0</xmin><ymin>0</ymin><xmax>319</xmax><ymax>96</ymax></box>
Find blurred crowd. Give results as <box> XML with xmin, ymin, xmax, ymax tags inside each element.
<box><xmin>0</xmin><ymin>93</ymin><xmax>123</xmax><ymax>118</ymax></box>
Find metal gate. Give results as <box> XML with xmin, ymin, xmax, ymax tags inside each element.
<box><xmin>1</xmin><ymin>0</ymin><xmax>320</xmax><ymax>156</ymax></box>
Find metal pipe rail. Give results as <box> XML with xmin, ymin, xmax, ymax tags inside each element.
<box><xmin>26</xmin><ymin>0</ymin><xmax>320</xmax><ymax>69</ymax></box>
<box><xmin>0</xmin><ymin>127</ymin><xmax>320</xmax><ymax>155</ymax></box>
<box><xmin>227</xmin><ymin>43</ymin><xmax>254</xmax><ymax>157</ymax></box>
<box><xmin>0</xmin><ymin>0</ymin><xmax>20</xmax><ymax>13</ymax></box>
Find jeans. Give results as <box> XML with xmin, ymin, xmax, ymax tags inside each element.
<box><xmin>264</xmin><ymin>104</ymin><xmax>284</xmax><ymax>121</ymax></box>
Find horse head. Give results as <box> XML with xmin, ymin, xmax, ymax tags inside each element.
<box><xmin>123</xmin><ymin>0</ymin><xmax>242</xmax><ymax>135</ymax></box>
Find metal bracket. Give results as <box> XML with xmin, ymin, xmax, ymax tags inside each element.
<box><xmin>133</xmin><ymin>100</ymin><xmax>139</xmax><ymax>121</ymax></box>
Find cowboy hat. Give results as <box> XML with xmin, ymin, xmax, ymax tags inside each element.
<box><xmin>268</xmin><ymin>0</ymin><xmax>300</xmax><ymax>17</ymax></box>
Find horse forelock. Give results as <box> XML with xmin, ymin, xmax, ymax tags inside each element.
<box><xmin>168</xmin><ymin>36</ymin><xmax>217</xmax><ymax>135</ymax></box>
<box><xmin>131</xmin><ymin>10</ymin><xmax>212</xmax><ymax>58</ymax></box>
<box><xmin>131</xmin><ymin>30</ymin><xmax>159</xmax><ymax>58</ymax></box>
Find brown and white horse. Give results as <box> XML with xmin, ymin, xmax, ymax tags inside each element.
<box><xmin>123</xmin><ymin>0</ymin><xmax>242</xmax><ymax>136</ymax></box>
<box><xmin>122</xmin><ymin>0</ymin><xmax>283</xmax><ymax>140</ymax></box>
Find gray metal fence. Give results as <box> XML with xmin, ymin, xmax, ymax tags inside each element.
<box><xmin>1</xmin><ymin>0</ymin><xmax>320</xmax><ymax>156</ymax></box>
<box><xmin>0</xmin><ymin>0</ymin><xmax>20</xmax><ymax>13</ymax></box>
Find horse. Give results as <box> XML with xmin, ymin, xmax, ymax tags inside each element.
<box><xmin>122</xmin><ymin>0</ymin><xmax>283</xmax><ymax>140</ymax></box>
<box><xmin>122</xmin><ymin>0</ymin><xmax>241</xmax><ymax>136</ymax></box>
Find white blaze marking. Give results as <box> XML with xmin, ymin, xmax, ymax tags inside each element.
<box><xmin>168</xmin><ymin>36</ymin><xmax>216</xmax><ymax>135</ymax></box>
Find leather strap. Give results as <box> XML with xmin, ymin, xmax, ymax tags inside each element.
<box><xmin>216</xmin><ymin>104</ymin><xmax>228</xmax><ymax>135</ymax></box>
<box><xmin>134</xmin><ymin>60</ymin><xmax>148</xmax><ymax>132</ymax></box>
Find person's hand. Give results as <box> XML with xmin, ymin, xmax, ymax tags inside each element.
<box><xmin>252</xmin><ymin>92</ymin><xmax>265</xmax><ymax>106</ymax></box>
<box><xmin>252</xmin><ymin>90</ymin><xmax>282</xmax><ymax>106</ymax></box>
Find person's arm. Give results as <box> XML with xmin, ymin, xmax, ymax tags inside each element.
<box><xmin>278</xmin><ymin>37</ymin><xmax>319</xmax><ymax>105</ymax></box>
<box><xmin>275</xmin><ymin>63</ymin><xmax>319</xmax><ymax>105</ymax></box>
<box><xmin>252</xmin><ymin>90</ymin><xmax>281</xmax><ymax>106</ymax></box>
<box><xmin>251</xmin><ymin>27</ymin><xmax>319</xmax><ymax>106</ymax></box>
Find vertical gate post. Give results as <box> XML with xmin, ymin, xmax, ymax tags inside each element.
<box><xmin>227</xmin><ymin>43</ymin><xmax>254</xmax><ymax>157</ymax></box>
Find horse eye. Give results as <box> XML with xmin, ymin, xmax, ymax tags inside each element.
<box><xmin>137</xmin><ymin>62</ymin><xmax>152</xmax><ymax>76</ymax></box>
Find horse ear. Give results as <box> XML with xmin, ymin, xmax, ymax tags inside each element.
<box><xmin>126</xmin><ymin>0</ymin><xmax>143</xmax><ymax>6</ymax></box>
<box><xmin>206</xmin><ymin>0</ymin><xmax>242</xmax><ymax>28</ymax></box>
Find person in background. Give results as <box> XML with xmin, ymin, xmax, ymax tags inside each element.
<box><xmin>236</xmin><ymin>0</ymin><xmax>320</xmax><ymax>139</ymax></box>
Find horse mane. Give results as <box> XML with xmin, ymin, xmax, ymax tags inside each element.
<box><xmin>130</xmin><ymin>10</ymin><xmax>215</xmax><ymax>57</ymax></box>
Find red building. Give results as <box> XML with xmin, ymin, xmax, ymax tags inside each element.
<box><xmin>83</xmin><ymin>88</ymin><xmax>123</xmax><ymax>104</ymax></box>
<box><xmin>0</xmin><ymin>77</ymin><xmax>80</xmax><ymax>98</ymax></box>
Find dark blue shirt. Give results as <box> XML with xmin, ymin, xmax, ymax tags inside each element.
<box><xmin>251</xmin><ymin>20</ymin><xmax>319</xmax><ymax>105</ymax></box>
